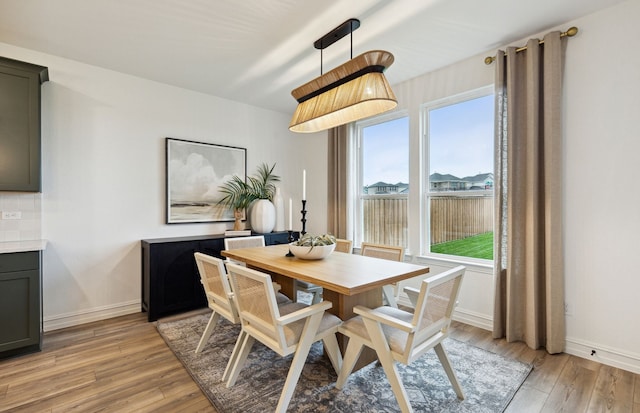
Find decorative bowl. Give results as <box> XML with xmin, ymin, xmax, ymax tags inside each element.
<box><xmin>289</xmin><ymin>242</ymin><xmax>336</xmax><ymax>260</ymax></box>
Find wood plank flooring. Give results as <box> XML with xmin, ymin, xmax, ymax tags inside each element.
<box><xmin>1</xmin><ymin>311</ymin><xmax>638</xmax><ymax>412</ymax></box>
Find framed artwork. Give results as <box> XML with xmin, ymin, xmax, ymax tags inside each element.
<box><xmin>166</xmin><ymin>137</ymin><xmax>247</xmax><ymax>224</ymax></box>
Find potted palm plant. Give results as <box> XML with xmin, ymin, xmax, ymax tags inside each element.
<box><xmin>217</xmin><ymin>163</ymin><xmax>280</xmax><ymax>232</ymax></box>
<box><xmin>217</xmin><ymin>175</ymin><xmax>253</xmax><ymax>231</ymax></box>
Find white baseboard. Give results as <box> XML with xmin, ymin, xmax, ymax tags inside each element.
<box><xmin>397</xmin><ymin>298</ymin><xmax>640</xmax><ymax>374</ymax></box>
<box><xmin>451</xmin><ymin>315</ymin><xmax>640</xmax><ymax>374</ymax></box>
<box><xmin>43</xmin><ymin>300</ymin><xmax>141</xmax><ymax>332</ymax></box>
<box><xmin>565</xmin><ymin>336</ymin><xmax>640</xmax><ymax>374</ymax></box>
<box><xmin>452</xmin><ymin>307</ymin><xmax>493</xmax><ymax>331</ymax></box>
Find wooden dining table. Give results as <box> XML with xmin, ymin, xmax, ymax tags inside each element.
<box><xmin>221</xmin><ymin>243</ymin><xmax>430</xmax><ymax>368</ymax></box>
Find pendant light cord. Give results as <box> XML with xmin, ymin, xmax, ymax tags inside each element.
<box><xmin>350</xmin><ymin>20</ymin><xmax>353</xmax><ymax>59</ymax></box>
<box><xmin>316</xmin><ymin>18</ymin><xmax>360</xmax><ymax>76</ymax></box>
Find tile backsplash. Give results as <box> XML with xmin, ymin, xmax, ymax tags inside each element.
<box><xmin>0</xmin><ymin>193</ymin><xmax>42</xmax><ymax>242</ymax></box>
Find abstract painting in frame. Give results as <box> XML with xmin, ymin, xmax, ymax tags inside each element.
<box><xmin>166</xmin><ymin>137</ymin><xmax>247</xmax><ymax>224</ymax></box>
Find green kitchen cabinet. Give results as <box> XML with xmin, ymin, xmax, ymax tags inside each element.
<box><xmin>0</xmin><ymin>56</ymin><xmax>49</xmax><ymax>192</ymax></box>
<box><xmin>0</xmin><ymin>251</ymin><xmax>42</xmax><ymax>359</ymax></box>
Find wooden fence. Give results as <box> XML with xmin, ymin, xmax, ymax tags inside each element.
<box><xmin>362</xmin><ymin>196</ymin><xmax>408</xmax><ymax>246</ymax></box>
<box><xmin>429</xmin><ymin>195</ymin><xmax>493</xmax><ymax>244</ymax></box>
<box><xmin>361</xmin><ymin>193</ymin><xmax>493</xmax><ymax>247</ymax></box>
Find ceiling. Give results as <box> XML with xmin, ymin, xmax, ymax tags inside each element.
<box><xmin>0</xmin><ymin>0</ymin><xmax>626</xmax><ymax>115</ymax></box>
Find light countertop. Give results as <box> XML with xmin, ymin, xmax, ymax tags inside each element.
<box><xmin>0</xmin><ymin>239</ymin><xmax>48</xmax><ymax>254</ymax></box>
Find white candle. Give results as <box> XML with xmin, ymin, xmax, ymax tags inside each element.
<box><xmin>288</xmin><ymin>198</ymin><xmax>292</xmax><ymax>230</ymax></box>
<box><xmin>302</xmin><ymin>169</ymin><xmax>306</xmax><ymax>200</ymax></box>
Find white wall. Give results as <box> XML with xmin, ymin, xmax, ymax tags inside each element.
<box><xmin>562</xmin><ymin>0</ymin><xmax>640</xmax><ymax>373</ymax></box>
<box><xmin>0</xmin><ymin>42</ymin><xmax>329</xmax><ymax>330</ymax></box>
<box><xmin>388</xmin><ymin>0</ymin><xmax>640</xmax><ymax>373</ymax></box>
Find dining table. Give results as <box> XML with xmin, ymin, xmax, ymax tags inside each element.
<box><xmin>221</xmin><ymin>243</ymin><xmax>430</xmax><ymax>369</ymax></box>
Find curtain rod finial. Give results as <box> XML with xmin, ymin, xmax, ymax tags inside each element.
<box><xmin>565</xmin><ymin>27</ymin><xmax>578</xmax><ymax>37</ymax></box>
<box><xmin>484</xmin><ymin>56</ymin><xmax>495</xmax><ymax>65</ymax></box>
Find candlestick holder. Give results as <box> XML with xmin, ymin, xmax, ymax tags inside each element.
<box><xmin>286</xmin><ymin>230</ymin><xmax>295</xmax><ymax>257</ymax></box>
<box><xmin>300</xmin><ymin>200</ymin><xmax>307</xmax><ymax>236</ymax></box>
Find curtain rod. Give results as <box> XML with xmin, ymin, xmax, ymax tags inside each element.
<box><xmin>484</xmin><ymin>26</ymin><xmax>578</xmax><ymax>65</ymax></box>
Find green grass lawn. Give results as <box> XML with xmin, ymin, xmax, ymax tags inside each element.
<box><xmin>430</xmin><ymin>232</ymin><xmax>494</xmax><ymax>260</ymax></box>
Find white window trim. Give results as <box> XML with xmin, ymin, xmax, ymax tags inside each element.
<box><xmin>420</xmin><ymin>85</ymin><xmax>494</xmax><ymax>264</ymax></box>
<box><xmin>353</xmin><ymin>110</ymin><xmax>409</xmax><ymax>248</ymax></box>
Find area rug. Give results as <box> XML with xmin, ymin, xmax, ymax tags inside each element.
<box><xmin>157</xmin><ymin>312</ymin><xmax>531</xmax><ymax>413</ymax></box>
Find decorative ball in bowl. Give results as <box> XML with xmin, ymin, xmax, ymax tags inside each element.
<box><xmin>289</xmin><ymin>234</ymin><xmax>337</xmax><ymax>260</ymax></box>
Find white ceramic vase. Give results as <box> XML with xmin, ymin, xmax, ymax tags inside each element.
<box><xmin>250</xmin><ymin>199</ymin><xmax>276</xmax><ymax>233</ymax></box>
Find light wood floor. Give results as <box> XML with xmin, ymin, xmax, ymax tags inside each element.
<box><xmin>1</xmin><ymin>311</ymin><xmax>638</xmax><ymax>412</ymax></box>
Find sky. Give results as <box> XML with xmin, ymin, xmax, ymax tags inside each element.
<box><xmin>429</xmin><ymin>94</ymin><xmax>494</xmax><ymax>178</ymax></box>
<box><xmin>362</xmin><ymin>94</ymin><xmax>494</xmax><ymax>185</ymax></box>
<box><xmin>362</xmin><ymin>117</ymin><xmax>409</xmax><ymax>185</ymax></box>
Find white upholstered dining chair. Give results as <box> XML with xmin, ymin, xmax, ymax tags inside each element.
<box><xmin>360</xmin><ymin>242</ymin><xmax>405</xmax><ymax>308</ymax></box>
<box><xmin>335</xmin><ymin>238</ymin><xmax>353</xmax><ymax>253</ymax></box>
<box><xmin>193</xmin><ymin>252</ymin><xmax>291</xmax><ymax>377</ymax></box>
<box><xmin>225</xmin><ymin>263</ymin><xmax>343</xmax><ymax>413</ymax></box>
<box><xmin>223</xmin><ymin>235</ymin><xmax>266</xmax><ymax>266</ymax></box>
<box><xmin>336</xmin><ymin>265</ymin><xmax>466</xmax><ymax>413</ymax></box>
<box><xmin>193</xmin><ymin>252</ymin><xmax>240</xmax><ymax>356</ymax></box>
<box><xmin>224</xmin><ymin>235</ymin><xmax>289</xmax><ymax>303</ymax></box>
<box><xmin>293</xmin><ymin>238</ymin><xmax>352</xmax><ymax>304</ymax></box>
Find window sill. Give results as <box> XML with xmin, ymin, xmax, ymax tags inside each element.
<box><xmin>413</xmin><ymin>254</ymin><xmax>494</xmax><ymax>273</ymax></box>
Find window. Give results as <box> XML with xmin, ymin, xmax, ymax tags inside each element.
<box><xmin>424</xmin><ymin>88</ymin><xmax>494</xmax><ymax>261</ymax></box>
<box><xmin>356</xmin><ymin>114</ymin><xmax>409</xmax><ymax>248</ymax></box>
<box><xmin>350</xmin><ymin>87</ymin><xmax>493</xmax><ymax>262</ymax></box>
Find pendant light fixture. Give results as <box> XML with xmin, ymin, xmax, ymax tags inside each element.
<box><xmin>289</xmin><ymin>19</ymin><xmax>397</xmax><ymax>133</ymax></box>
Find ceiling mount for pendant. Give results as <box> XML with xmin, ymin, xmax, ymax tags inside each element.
<box><xmin>314</xmin><ymin>18</ymin><xmax>360</xmax><ymax>50</ymax></box>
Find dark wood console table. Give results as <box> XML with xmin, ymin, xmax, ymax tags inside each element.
<box><xmin>141</xmin><ymin>232</ymin><xmax>293</xmax><ymax>321</ymax></box>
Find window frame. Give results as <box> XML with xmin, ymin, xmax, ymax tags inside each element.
<box><xmin>354</xmin><ymin>110</ymin><xmax>410</xmax><ymax>249</ymax></box>
<box><xmin>420</xmin><ymin>85</ymin><xmax>495</xmax><ymax>265</ymax></box>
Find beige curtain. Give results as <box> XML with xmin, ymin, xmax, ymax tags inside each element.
<box><xmin>493</xmin><ymin>32</ymin><xmax>566</xmax><ymax>354</ymax></box>
<box><xmin>327</xmin><ymin>125</ymin><xmax>348</xmax><ymax>238</ymax></box>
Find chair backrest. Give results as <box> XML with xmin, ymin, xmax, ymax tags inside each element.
<box><xmin>360</xmin><ymin>242</ymin><xmax>404</xmax><ymax>262</ymax></box>
<box><xmin>224</xmin><ymin>235</ymin><xmax>265</xmax><ymax>251</ymax></box>
<box><xmin>408</xmin><ymin>265</ymin><xmax>465</xmax><ymax>359</ymax></box>
<box><xmin>225</xmin><ymin>262</ymin><xmax>289</xmax><ymax>352</ymax></box>
<box><xmin>335</xmin><ymin>239</ymin><xmax>353</xmax><ymax>254</ymax></box>
<box><xmin>194</xmin><ymin>252</ymin><xmax>239</xmax><ymax>323</ymax></box>
<box><xmin>224</xmin><ymin>235</ymin><xmax>265</xmax><ymax>265</ymax></box>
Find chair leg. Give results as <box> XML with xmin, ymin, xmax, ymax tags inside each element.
<box><xmin>321</xmin><ymin>333</ymin><xmax>343</xmax><ymax>374</ymax></box>
<box><xmin>382</xmin><ymin>285</ymin><xmax>398</xmax><ymax>308</ymax></box>
<box><xmin>195</xmin><ymin>311</ymin><xmax>220</xmax><ymax>354</ymax></box>
<box><xmin>335</xmin><ymin>336</ymin><xmax>365</xmax><ymax>389</ymax></box>
<box><xmin>434</xmin><ymin>342</ymin><xmax>465</xmax><ymax>400</ymax></box>
<box><xmin>363</xmin><ymin>318</ymin><xmax>412</xmax><ymax>413</ymax></box>
<box><xmin>225</xmin><ymin>333</ymin><xmax>255</xmax><ymax>388</ymax></box>
<box><xmin>376</xmin><ymin>352</ymin><xmax>412</xmax><ymax>413</ymax></box>
<box><xmin>222</xmin><ymin>330</ymin><xmax>246</xmax><ymax>382</ymax></box>
<box><xmin>275</xmin><ymin>312</ymin><xmax>324</xmax><ymax>413</ymax></box>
